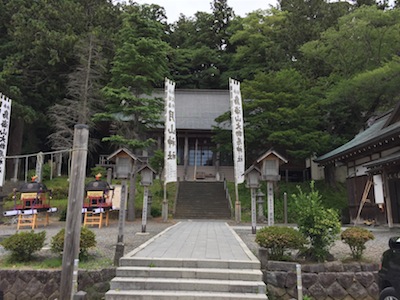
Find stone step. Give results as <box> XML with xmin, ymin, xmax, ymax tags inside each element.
<box><xmin>173</xmin><ymin>215</ymin><xmax>231</xmax><ymax>219</ymax></box>
<box><xmin>175</xmin><ymin>182</ymin><xmax>231</xmax><ymax>219</ymax></box>
<box><xmin>109</xmin><ymin>277</ymin><xmax>266</xmax><ymax>294</ymax></box>
<box><xmin>116</xmin><ymin>266</ymin><xmax>263</xmax><ymax>281</ymax></box>
<box><xmin>119</xmin><ymin>257</ymin><xmax>261</xmax><ymax>270</ymax></box>
<box><xmin>175</xmin><ymin>204</ymin><xmax>229</xmax><ymax>209</ymax></box>
<box><xmin>106</xmin><ymin>290</ymin><xmax>268</xmax><ymax>300</ymax></box>
<box><xmin>173</xmin><ymin>213</ymin><xmax>231</xmax><ymax>217</ymax></box>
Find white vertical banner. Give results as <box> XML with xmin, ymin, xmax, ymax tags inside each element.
<box><xmin>229</xmin><ymin>78</ymin><xmax>245</xmax><ymax>184</ymax></box>
<box><xmin>164</xmin><ymin>78</ymin><xmax>177</xmax><ymax>183</ymax></box>
<box><xmin>0</xmin><ymin>93</ymin><xmax>12</xmax><ymax>187</ymax></box>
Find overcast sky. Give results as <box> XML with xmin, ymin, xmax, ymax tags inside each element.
<box><xmin>130</xmin><ymin>0</ymin><xmax>279</xmax><ymax>22</ymax></box>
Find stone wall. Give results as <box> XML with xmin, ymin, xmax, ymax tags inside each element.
<box><xmin>0</xmin><ymin>268</ymin><xmax>116</xmax><ymax>300</ymax></box>
<box><xmin>0</xmin><ymin>261</ymin><xmax>380</xmax><ymax>300</ymax></box>
<box><xmin>263</xmin><ymin>260</ymin><xmax>380</xmax><ymax>300</ymax></box>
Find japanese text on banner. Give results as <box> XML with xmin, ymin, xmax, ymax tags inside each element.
<box><xmin>164</xmin><ymin>78</ymin><xmax>177</xmax><ymax>183</ymax></box>
<box><xmin>0</xmin><ymin>93</ymin><xmax>12</xmax><ymax>187</ymax></box>
<box><xmin>229</xmin><ymin>78</ymin><xmax>245</xmax><ymax>184</ymax></box>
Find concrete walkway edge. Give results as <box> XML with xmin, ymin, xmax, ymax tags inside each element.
<box><xmin>125</xmin><ymin>221</ymin><xmax>182</xmax><ymax>258</ymax></box>
<box><xmin>225</xmin><ymin>222</ymin><xmax>259</xmax><ymax>262</ymax></box>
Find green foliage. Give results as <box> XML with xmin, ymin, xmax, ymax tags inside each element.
<box><xmin>51</xmin><ymin>226</ymin><xmax>96</xmax><ymax>260</ymax></box>
<box><xmin>151</xmin><ymin>206</ymin><xmax>162</xmax><ymax>217</ymax></box>
<box><xmin>341</xmin><ymin>227</ymin><xmax>375</xmax><ymax>260</ymax></box>
<box><xmin>214</xmin><ymin>68</ymin><xmax>334</xmax><ymax>162</ymax></box>
<box><xmin>28</xmin><ymin>163</ymin><xmax>52</xmax><ymax>181</ymax></box>
<box><xmin>90</xmin><ymin>166</ymin><xmax>107</xmax><ymax>178</ymax></box>
<box><xmin>51</xmin><ymin>186</ymin><xmax>69</xmax><ymax>200</ymax></box>
<box><xmin>149</xmin><ymin>149</ymin><xmax>164</xmax><ymax>176</ymax></box>
<box><xmin>227</xmin><ymin>180</ymin><xmax>347</xmax><ymax>224</ymax></box>
<box><xmin>292</xmin><ymin>181</ymin><xmax>341</xmax><ymax>262</ymax></box>
<box><xmin>1</xmin><ymin>231</ymin><xmax>46</xmax><ymax>262</ymax></box>
<box><xmin>255</xmin><ymin>226</ymin><xmax>307</xmax><ymax>261</ymax></box>
<box><xmin>98</xmin><ymin>8</ymin><xmax>168</xmax><ymax>149</ymax></box>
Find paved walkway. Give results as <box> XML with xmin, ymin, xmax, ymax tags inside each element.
<box><xmin>126</xmin><ymin>221</ymin><xmax>258</xmax><ymax>262</ymax></box>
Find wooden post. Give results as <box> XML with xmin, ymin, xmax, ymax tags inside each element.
<box><xmin>114</xmin><ymin>179</ymin><xmax>127</xmax><ymax>266</ymax></box>
<box><xmin>58</xmin><ymin>153</ymin><xmax>62</xmax><ymax>177</ymax></box>
<box><xmin>50</xmin><ymin>153</ymin><xmax>53</xmax><ymax>180</ymax></box>
<box><xmin>25</xmin><ymin>156</ymin><xmax>28</xmax><ymax>182</ymax></box>
<box><xmin>267</xmin><ymin>181</ymin><xmax>274</xmax><ymax>226</ymax></box>
<box><xmin>235</xmin><ymin>184</ymin><xmax>241</xmax><ymax>223</ymax></box>
<box><xmin>251</xmin><ymin>188</ymin><xmax>256</xmax><ymax>234</ymax></box>
<box><xmin>12</xmin><ymin>158</ymin><xmax>19</xmax><ymax>182</ymax></box>
<box><xmin>162</xmin><ymin>182</ymin><xmax>168</xmax><ymax>222</ymax></box>
<box><xmin>36</xmin><ymin>152</ymin><xmax>43</xmax><ymax>182</ymax></box>
<box><xmin>60</xmin><ymin>125</ymin><xmax>89</xmax><ymax>300</ymax></box>
<box><xmin>142</xmin><ymin>186</ymin><xmax>149</xmax><ymax>232</ymax></box>
<box><xmin>127</xmin><ymin>164</ymin><xmax>137</xmax><ymax>222</ymax></box>
<box><xmin>284</xmin><ymin>192</ymin><xmax>288</xmax><ymax>224</ymax></box>
<box><xmin>383</xmin><ymin>171</ymin><xmax>393</xmax><ymax>228</ymax></box>
<box><xmin>184</xmin><ymin>136</ymin><xmax>189</xmax><ymax>180</ymax></box>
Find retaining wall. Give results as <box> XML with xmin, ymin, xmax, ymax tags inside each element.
<box><xmin>0</xmin><ymin>268</ymin><xmax>116</xmax><ymax>300</ymax></box>
<box><xmin>262</xmin><ymin>259</ymin><xmax>380</xmax><ymax>300</ymax></box>
<box><xmin>0</xmin><ymin>260</ymin><xmax>381</xmax><ymax>300</ymax></box>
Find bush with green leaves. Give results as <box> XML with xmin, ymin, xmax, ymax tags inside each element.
<box><xmin>255</xmin><ymin>226</ymin><xmax>307</xmax><ymax>261</ymax></box>
<box><xmin>28</xmin><ymin>163</ymin><xmax>52</xmax><ymax>180</ymax></box>
<box><xmin>1</xmin><ymin>230</ymin><xmax>46</xmax><ymax>262</ymax></box>
<box><xmin>90</xmin><ymin>166</ymin><xmax>107</xmax><ymax>178</ymax></box>
<box><xmin>292</xmin><ymin>181</ymin><xmax>341</xmax><ymax>262</ymax></box>
<box><xmin>341</xmin><ymin>227</ymin><xmax>375</xmax><ymax>260</ymax></box>
<box><xmin>51</xmin><ymin>226</ymin><xmax>96</xmax><ymax>260</ymax></box>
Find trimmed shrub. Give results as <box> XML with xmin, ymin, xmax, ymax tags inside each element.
<box><xmin>151</xmin><ymin>206</ymin><xmax>162</xmax><ymax>217</ymax></box>
<box><xmin>1</xmin><ymin>230</ymin><xmax>46</xmax><ymax>262</ymax></box>
<box><xmin>341</xmin><ymin>227</ymin><xmax>375</xmax><ymax>260</ymax></box>
<box><xmin>255</xmin><ymin>226</ymin><xmax>307</xmax><ymax>261</ymax></box>
<box><xmin>292</xmin><ymin>181</ymin><xmax>341</xmax><ymax>262</ymax></box>
<box><xmin>51</xmin><ymin>226</ymin><xmax>96</xmax><ymax>260</ymax></box>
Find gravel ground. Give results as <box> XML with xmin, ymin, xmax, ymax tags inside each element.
<box><xmin>1</xmin><ymin>217</ymin><xmax>400</xmax><ymax>264</ymax></box>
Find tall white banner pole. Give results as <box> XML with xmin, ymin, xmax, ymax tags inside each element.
<box><xmin>0</xmin><ymin>93</ymin><xmax>12</xmax><ymax>187</ymax></box>
<box><xmin>163</xmin><ymin>78</ymin><xmax>177</xmax><ymax>222</ymax></box>
<box><xmin>229</xmin><ymin>78</ymin><xmax>245</xmax><ymax>223</ymax></box>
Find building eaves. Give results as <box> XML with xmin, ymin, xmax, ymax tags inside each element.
<box><xmin>315</xmin><ymin>111</ymin><xmax>400</xmax><ymax>165</ymax></box>
<box><xmin>364</xmin><ymin>150</ymin><xmax>400</xmax><ymax>170</ymax></box>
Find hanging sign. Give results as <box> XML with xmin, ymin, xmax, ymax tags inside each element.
<box><xmin>164</xmin><ymin>78</ymin><xmax>177</xmax><ymax>183</ymax></box>
<box><xmin>0</xmin><ymin>93</ymin><xmax>12</xmax><ymax>187</ymax></box>
<box><xmin>229</xmin><ymin>78</ymin><xmax>245</xmax><ymax>184</ymax></box>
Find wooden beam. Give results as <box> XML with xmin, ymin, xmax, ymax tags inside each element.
<box><xmin>355</xmin><ymin>176</ymin><xmax>373</xmax><ymax>225</ymax></box>
<box><xmin>60</xmin><ymin>125</ymin><xmax>89</xmax><ymax>300</ymax></box>
<box><xmin>383</xmin><ymin>170</ymin><xmax>393</xmax><ymax>228</ymax></box>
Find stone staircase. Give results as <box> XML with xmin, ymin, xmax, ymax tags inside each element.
<box><xmin>105</xmin><ymin>257</ymin><xmax>268</xmax><ymax>299</ymax></box>
<box><xmin>174</xmin><ymin>182</ymin><xmax>231</xmax><ymax>219</ymax></box>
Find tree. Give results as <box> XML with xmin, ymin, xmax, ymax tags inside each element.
<box><xmin>0</xmin><ymin>0</ymin><xmax>119</xmax><ymax>156</ymax></box>
<box><xmin>227</xmin><ymin>9</ymin><xmax>290</xmax><ymax>81</ymax></box>
<box><xmin>48</xmin><ymin>33</ymin><xmax>107</xmax><ymax>152</ymax></box>
<box><xmin>214</xmin><ymin>69</ymin><xmax>333</xmax><ymax>162</ymax></box>
<box><xmin>210</xmin><ymin>0</ymin><xmax>235</xmax><ymax>51</ymax></box>
<box><xmin>301</xmin><ymin>6</ymin><xmax>400</xmax><ymax>79</ymax></box>
<box><xmin>278</xmin><ymin>0</ymin><xmax>351</xmax><ymax>63</ymax></box>
<box><xmin>97</xmin><ymin>3</ymin><xmax>170</xmax><ymax>150</ymax></box>
<box><xmin>323</xmin><ymin>58</ymin><xmax>400</xmax><ymax>140</ymax></box>
<box><xmin>300</xmin><ymin>7</ymin><xmax>400</xmax><ymax>140</ymax></box>
<box><xmin>168</xmin><ymin>46</ymin><xmax>224</xmax><ymax>89</ymax></box>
